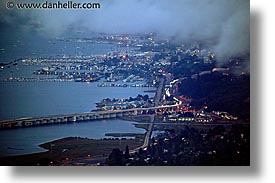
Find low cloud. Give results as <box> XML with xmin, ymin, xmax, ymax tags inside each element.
<box><xmin>0</xmin><ymin>0</ymin><xmax>250</xmax><ymax>64</ymax></box>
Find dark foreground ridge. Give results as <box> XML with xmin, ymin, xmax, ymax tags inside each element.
<box><xmin>107</xmin><ymin>124</ymin><xmax>249</xmax><ymax>166</ymax></box>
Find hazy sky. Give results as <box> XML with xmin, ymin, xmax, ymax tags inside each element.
<box><xmin>0</xmin><ymin>0</ymin><xmax>250</xmax><ymax>63</ymax></box>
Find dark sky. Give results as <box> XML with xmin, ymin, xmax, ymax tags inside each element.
<box><xmin>0</xmin><ymin>0</ymin><xmax>250</xmax><ymax>64</ymax></box>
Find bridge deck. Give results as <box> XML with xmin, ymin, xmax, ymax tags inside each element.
<box><xmin>0</xmin><ymin>104</ymin><xmax>179</xmax><ymax>129</ymax></box>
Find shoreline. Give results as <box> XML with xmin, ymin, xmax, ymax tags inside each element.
<box><xmin>0</xmin><ymin>120</ymin><xmax>249</xmax><ymax>165</ymax></box>
<box><xmin>0</xmin><ymin>118</ymin><xmax>149</xmax><ymax>165</ymax></box>
<box><xmin>0</xmin><ymin>135</ymin><xmax>145</xmax><ymax>166</ymax></box>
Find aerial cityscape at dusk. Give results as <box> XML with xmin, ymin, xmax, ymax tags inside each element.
<box><xmin>0</xmin><ymin>0</ymin><xmax>249</xmax><ymax>166</ymax></box>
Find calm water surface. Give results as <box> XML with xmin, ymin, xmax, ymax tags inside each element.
<box><xmin>0</xmin><ymin>119</ymin><xmax>145</xmax><ymax>156</ymax></box>
<box><xmin>0</xmin><ymin>34</ymin><xmax>153</xmax><ymax>157</ymax></box>
<box><xmin>0</xmin><ymin>80</ymin><xmax>155</xmax><ymax>157</ymax></box>
<box><xmin>0</xmin><ymin>81</ymin><xmax>155</xmax><ymax>120</ymax></box>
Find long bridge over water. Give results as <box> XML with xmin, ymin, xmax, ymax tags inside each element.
<box><xmin>0</xmin><ymin>104</ymin><xmax>179</xmax><ymax>130</ymax></box>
